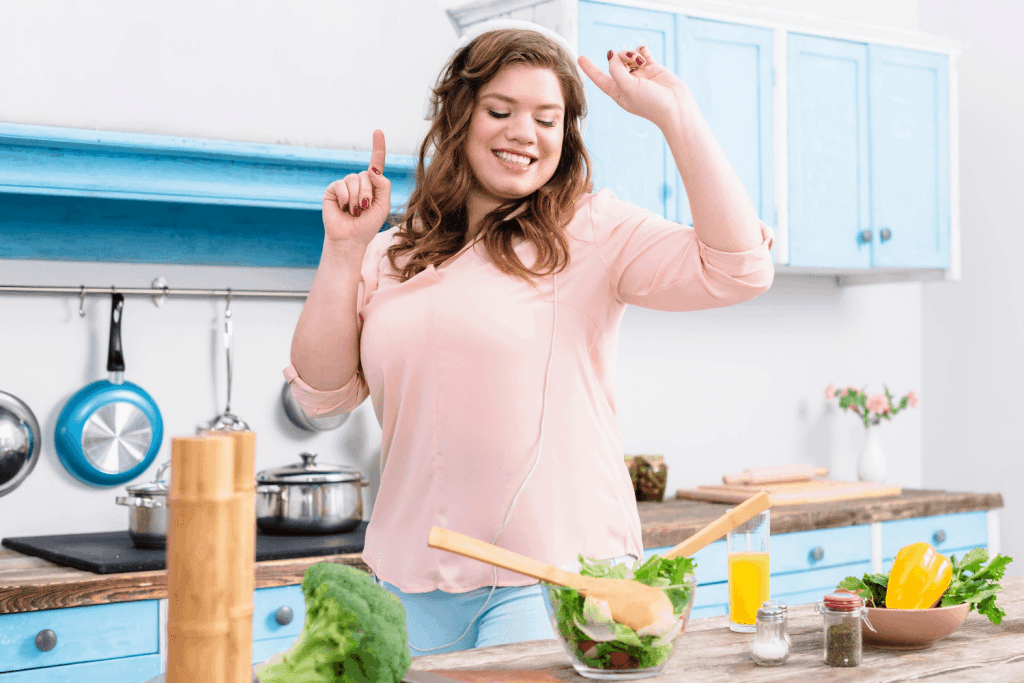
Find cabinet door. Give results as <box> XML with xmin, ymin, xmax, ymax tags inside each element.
<box><xmin>869</xmin><ymin>45</ymin><xmax>950</xmax><ymax>268</ymax></box>
<box><xmin>678</xmin><ymin>17</ymin><xmax>774</xmax><ymax>230</ymax></box>
<box><xmin>578</xmin><ymin>1</ymin><xmax>678</xmax><ymax>221</ymax></box>
<box><xmin>787</xmin><ymin>34</ymin><xmax>871</xmax><ymax>268</ymax></box>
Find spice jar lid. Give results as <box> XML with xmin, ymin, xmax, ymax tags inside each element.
<box><xmin>757</xmin><ymin>600</ymin><xmax>789</xmax><ymax>618</ymax></box>
<box><xmin>256</xmin><ymin>452</ymin><xmax>363</xmax><ymax>484</ymax></box>
<box><xmin>823</xmin><ymin>592</ymin><xmax>864</xmax><ymax>611</ymax></box>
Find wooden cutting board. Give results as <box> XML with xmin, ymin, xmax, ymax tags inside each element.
<box><xmin>676</xmin><ymin>479</ymin><xmax>902</xmax><ymax>505</ymax></box>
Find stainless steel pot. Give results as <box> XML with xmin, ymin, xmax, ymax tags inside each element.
<box><xmin>116</xmin><ymin>462</ymin><xmax>169</xmax><ymax>548</ymax></box>
<box><xmin>256</xmin><ymin>452</ymin><xmax>368</xmax><ymax>535</ymax></box>
<box><xmin>0</xmin><ymin>390</ymin><xmax>42</xmax><ymax>498</ymax></box>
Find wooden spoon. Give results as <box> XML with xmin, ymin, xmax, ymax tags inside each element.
<box><xmin>663</xmin><ymin>491</ymin><xmax>772</xmax><ymax>559</ymax></box>
<box><xmin>427</xmin><ymin>527</ymin><xmax>676</xmax><ymax>635</ymax></box>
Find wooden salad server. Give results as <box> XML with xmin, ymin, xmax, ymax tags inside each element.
<box><xmin>427</xmin><ymin>528</ymin><xmax>676</xmax><ymax>635</ymax></box>
<box><xmin>663</xmin><ymin>490</ymin><xmax>772</xmax><ymax>559</ymax></box>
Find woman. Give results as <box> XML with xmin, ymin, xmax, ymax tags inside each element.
<box><xmin>284</xmin><ymin>21</ymin><xmax>774</xmax><ymax>654</ymax></box>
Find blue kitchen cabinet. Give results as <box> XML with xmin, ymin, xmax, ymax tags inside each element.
<box><xmin>868</xmin><ymin>45</ymin><xmax>950</xmax><ymax>268</ymax></box>
<box><xmin>578</xmin><ymin>1</ymin><xmax>775</xmax><ymax>228</ymax></box>
<box><xmin>0</xmin><ymin>123</ymin><xmax>417</xmax><ymax>269</ymax></box>
<box><xmin>250</xmin><ymin>584</ymin><xmax>306</xmax><ymax>664</ymax></box>
<box><xmin>880</xmin><ymin>511</ymin><xmax>988</xmax><ymax>573</ymax></box>
<box><xmin>0</xmin><ymin>601</ymin><xmax>160</xmax><ymax>683</ymax></box>
<box><xmin>788</xmin><ymin>34</ymin><xmax>950</xmax><ymax>268</ymax></box>
<box><xmin>787</xmin><ymin>34</ymin><xmax>870</xmax><ymax>268</ymax></box>
<box><xmin>578</xmin><ymin>1</ymin><xmax>679</xmax><ymax>222</ymax></box>
<box><xmin>677</xmin><ymin>18</ymin><xmax>774</xmax><ymax>232</ymax></box>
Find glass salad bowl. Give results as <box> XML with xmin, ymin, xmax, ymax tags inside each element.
<box><xmin>541</xmin><ymin>558</ymin><xmax>697</xmax><ymax>680</ymax></box>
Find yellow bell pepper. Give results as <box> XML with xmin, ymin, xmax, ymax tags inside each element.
<box><xmin>886</xmin><ymin>542</ymin><xmax>953</xmax><ymax>609</ymax></box>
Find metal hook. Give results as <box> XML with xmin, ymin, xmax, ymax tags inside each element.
<box><xmin>78</xmin><ymin>286</ymin><xmax>86</xmax><ymax>317</ymax></box>
<box><xmin>225</xmin><ymin>288</ymin><xmax>232</xmax><ymax>319</ymax></box>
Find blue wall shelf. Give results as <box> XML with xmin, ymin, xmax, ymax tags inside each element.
<box><xmin>0</xmin><ymin>123</ymin><xmax>417</xmax><ymax>268</ymax></box>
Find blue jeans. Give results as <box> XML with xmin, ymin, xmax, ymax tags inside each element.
<box><xmin>378</xmin><ymin>580</ymin><xmax>557</xmax><ymax>656</ymax></box>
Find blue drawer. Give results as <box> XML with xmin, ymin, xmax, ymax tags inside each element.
<box><xmin>770</xmin><ymin>525</ymin><xmax>872</xmax><ymax>573</ymax></box>
<box><xmin>881</xmin><ymin>512</ymin><xmax>988</xmax><ymax>560</ymax></box>
<box><xmin>647</xmin><ymin>524</ymin><xmax>871</xmax><ymax>583</ymax></box>
<box><xmin>252</xmin><ymin>634</ymin><xmax>299</xmax><ymax>665</ymax></box>
<box><xmin>252</xmin><ymin>585</ymin><xmax>305</xmax><ymax>642</ymax></box>
<box><xmin>0</xmin><ymin>653</ymin><xmax>160</xmax><ymax>683</ymax></box>
<box><xmin>0</xmin><ymin>601</ymin><xmax>158</xmax><ymax>674</ymax></box>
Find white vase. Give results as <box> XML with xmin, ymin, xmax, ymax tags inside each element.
<box><xmin>858</xmin><ymin>426</ymin><xmax>887</xmax><ymax>483</ymax></box>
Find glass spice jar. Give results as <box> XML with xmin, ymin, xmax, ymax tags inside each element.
<box><xmin>750</xmin><ymin>601</ymin><xmax>790</xmax><ymax>666</ymax></box>
<box><xmin>816</xmin><ymin>592</ymin><xmax>869</xmax><ymax>667</ymax></box>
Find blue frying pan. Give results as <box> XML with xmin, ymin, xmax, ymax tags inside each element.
<box><xmin>55</xmin><ymin>293</ymin><xmax>163</xmax><ymax>486</ymax></box>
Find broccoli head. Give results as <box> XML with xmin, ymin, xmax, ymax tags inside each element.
<box><xmin>256</xmin><ymin>562</ymin><xmax>412</xmax><ymax>683</ymax></box>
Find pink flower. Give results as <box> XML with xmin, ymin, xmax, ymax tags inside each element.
<box><xmin>825</xmin><ymin>383</ymin><xmax>837</xmax><ymax>402</ymax></box>
<box><xmin>842</xmin><ymin>385</ymin><xmax>859</xmax><ymax>397</ymax></box>
<box><xmin>907</xmin><ymin>391</ymin><xmax>919</xmax><ymax>408</ymax></box>
<box><xmin>866</xmin><ymin>393</ymin><xmax>888</xmax><ymax>415</ymax></box>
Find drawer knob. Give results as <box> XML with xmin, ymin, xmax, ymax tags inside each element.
<box><xmin>810</xmin><ymin>546</ymin><xmax>825</xmax><ymax>562</ymax></box>
<box><xmin>880</xmin><ymin>227</ymin><xmax>892</xmax><ymax>242</ymax></box>
<box><xmin>35</xmin><ymin>629</ymin><xmax>57</xmax><ymax>652</ymax></box>
<box><xmin>933</xmin><ymin>529</ymin><xmax>947</xmax><ymax>544</ymax></box>
<box><xmin>275</xmin><ymin>606</ymin><xmax>294</xmax><ymax>626</ymax></box>
<box><xmin>859</xmin><ymin>229</ymin><xmax>873</xmax><ymax>243</ymax></box>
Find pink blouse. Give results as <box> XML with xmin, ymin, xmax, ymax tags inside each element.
<box><xmin>283</xmin><ymin>189</ymin><xmax>774</xmax><ymax>593</ymax></box>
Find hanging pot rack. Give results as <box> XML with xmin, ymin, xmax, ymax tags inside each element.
<box><xmin>0</xmin><ymin>278</ymin><xmax>307</xmax><ymax>316</ymax></box>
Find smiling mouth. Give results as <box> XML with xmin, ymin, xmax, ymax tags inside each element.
<box><xmin>493</xmin><ymin>150</ymin><xmax>536</xmax><ymax>167</ymax></box>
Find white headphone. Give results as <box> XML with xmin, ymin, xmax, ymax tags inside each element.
<box><xmin>423</xmin><ymin>19</ymin><xmax>589</xmax><ymax>138</ymax></box>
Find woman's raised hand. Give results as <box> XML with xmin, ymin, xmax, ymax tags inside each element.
<box><xmin>322</xmin><ymin>129</ymin><xmax>392</xmax><ymax>246</ymax></box>
<box><xmin>577</xmin><ymin>46</ymin><xmax>691</xmax><ymax>131</ymax></box>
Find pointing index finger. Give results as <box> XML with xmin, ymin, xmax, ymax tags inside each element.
<box><xmin>370</xmin><ymin>129</ymin><xmax>386</xmax><ymax>175</ymax></box>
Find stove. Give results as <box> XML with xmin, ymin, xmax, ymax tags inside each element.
<box><xmin>2</xmin><ymin>522</ymin><xmax>367</xmax><ymax>574</ymax></box>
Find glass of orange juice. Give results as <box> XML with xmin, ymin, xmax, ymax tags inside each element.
<box><xmin>727</xmin><ymin>508</ymin><xmax>770</xmax><ymax>633</ymax></box>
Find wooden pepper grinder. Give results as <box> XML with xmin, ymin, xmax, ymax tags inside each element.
<box><xmin>217</xmin><ymin>430</ymin><xmax>256</xmax><ymax>683</ymax></box>
<box><xmin>166</xmin><ymin>433</ymin><xmax>235</xmax><ymax>683</ymax></box>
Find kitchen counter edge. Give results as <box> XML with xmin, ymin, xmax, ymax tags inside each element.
<box><xmin>0</xmin><ymin>488</ymin><xmax>1002</xmax><ymax>614</ymax></box>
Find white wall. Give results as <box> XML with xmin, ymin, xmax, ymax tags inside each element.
<box><xmin>918</xmin><ymin>0</ymin><xmax>1024</xmax><ymax>573</ymax></box>
<box><xmin>0</xmin><ymin>0</ymin><xmax>935</xmax><ymax>547</ymax></box>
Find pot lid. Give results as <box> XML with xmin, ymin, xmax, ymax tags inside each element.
<box><xmin>125</xmin><ymin>481</ymin><xmax>168</xmax><ymax>496</ymax></box>
<box><xmin>124</xmin><ymin>461</ymin><xmax>169</xmax><ymax>496</ymax></box>
<box><xmin>256</xmin><ymin>452</ymin><xmax>362</xmax><ymax>484</ymax></box>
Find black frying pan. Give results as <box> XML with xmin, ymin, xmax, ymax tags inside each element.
<box><xmin>54</xmin><ymin>293</ymin><xmax>164</xmax><ymax>486</ymax></box>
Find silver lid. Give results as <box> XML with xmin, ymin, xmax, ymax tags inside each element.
<box><xmin>125</xmin><ymin>461</ymin><xmax>169</xmax><ymax>496</ymax></box>
<box><xmin>256</xmin><ymin>452</ymin><xmax>362</xmax><ymax>484</ymax></box>
<box><xmin>757</xmin><ymin>601</ymin><xmax>789</xmax><ymax>619</ymax></box>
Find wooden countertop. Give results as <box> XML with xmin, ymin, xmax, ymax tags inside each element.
<box><xmin>0</xmin><ymin>488</ymin><xmax>1002</xmax><ymax>615</ymax></box>
<box><xmin>408</xmin><ymin>575</ymin><xmax>1024</xmax><ymax>681</ymax></box>
<box><xmin>640</xmin><ymin>488</ymin><xmax>1003</xmax><ymax>548</ymax></box>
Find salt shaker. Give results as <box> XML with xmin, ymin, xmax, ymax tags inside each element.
<box><xmin>816</xmin><ymin>592</ymin><xmax>869</xmax><ymax>667</ymax></box>
<box><xmin>750</xmin><ymin>600</ymin><xmax>790</xmax><ymax>666</ymax></box>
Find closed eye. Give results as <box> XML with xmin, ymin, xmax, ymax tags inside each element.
<box><xmin>488</xmin><ymin>110</ymin><xmax>510</xmax><ymax>119</ymax></box>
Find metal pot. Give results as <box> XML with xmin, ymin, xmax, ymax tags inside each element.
<box><xmin>115</xmin><ymin>462</ymin><xmax>169</xmax><ymax>548</ymax></box>
<box><xmin>256</xmin><ymin>452</ymin><xmax>368</xmax><ymax>535</ymax></box>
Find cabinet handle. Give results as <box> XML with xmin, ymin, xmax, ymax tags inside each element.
<box><xmin>275</xmin><ymin>606</ymin><xmax>294</xmax><ymax>626</ymax></box>
<box><xmin>810</xmin><ymin>546</ymin><xmax>825</xmax><ymax>562</ymax></box>
<box><xmin>859</xmin><ymin>229</ymin><xmax>873</xmax><ymax>243</ymax></box>
<box><xmin>880</xmin><ymin>227</ymin><xmax>892</xmax><ymax>242</ymax></box>
<box><xmin>35</xmin><ymin>629</ymin><xmax>57</xmax><ymax>652</ymax></box>
<box><xmin>933</xmin><ymin>529</ymin><xmax>947</xmax><ymax>544</ymax></box>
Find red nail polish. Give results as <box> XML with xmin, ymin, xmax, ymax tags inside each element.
<box><xmin>626</xmin><ymin>52</ymin><xmax>634</xmax><ymax>58</ymax></box>
<box><xmin>607</xmin><ymin>50</ymin><xmax>613</xmax><ymax>60</ymax></box>
<box><xmin>371</xmin><ymin>167</ymin><xmax>380</xmax><ymax>175</ymax></box>
<box><xmin>361</xmin><ymin>198</ymin><xmax>369</xmax><ymax>209</ymax></box>
<box><xmin>636</xmin><ymin>56</ymin><xmax>645</xmax><ymax>66</ymax></box>
<box><xmin>353</xmin><ymin>207</ymin><xmax>362</xmax><ymax>217</ymax></box>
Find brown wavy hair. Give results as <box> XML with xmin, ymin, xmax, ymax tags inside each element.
<box><xmin>386</xmin><ymin>28</ymin><xmax>593</xmax><ymax>283</ymax></box>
